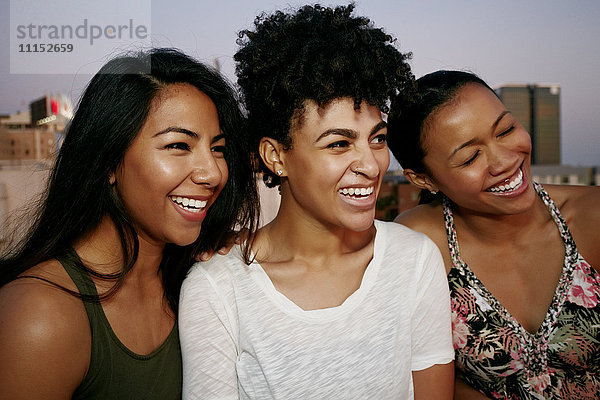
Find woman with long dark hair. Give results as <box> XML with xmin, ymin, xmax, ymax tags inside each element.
<box><xmin>0</xmin><ymin>48</ymin><xmax>258</xmax><ymax>399</ymax></box>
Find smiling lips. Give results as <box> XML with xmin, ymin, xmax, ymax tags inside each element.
<box><xmin>487</xmin><ymin>169</ymin><xmax>524</xmax><ymax>194</ymax></box>
<box><xmin>170</xmin><ymin>195</ymin><xmax>208</xmax><ymax>213</ymax></box>
<box><xmin>338</xmin><ymin>186</ymin><xmax>375</xmax><ymax>197</ymax></box>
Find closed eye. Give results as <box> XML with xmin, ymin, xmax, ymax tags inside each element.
<box><xmin>462</xmin><ymin>150</ymin><xmax>480</xmax><ymax>166</ymax></box>
<box><xmin>497</xmin><ymin>125</ymin><xmax>515</xmax><ymax>138</ymax></box>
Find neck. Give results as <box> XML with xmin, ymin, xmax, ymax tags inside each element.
<box><xmin>73</xmin><ymin>215</ymin><xmax>164</xmax><ymax>280</ymax></box>
<box><xmin>452</xmin><ymin>196</ymin><xmax>549</xmax><ymax>244</ymax></box>
<box><xmin>255</xmin><ymin>190</ymin><xmax>375</xmax><ymax>264</ymax></box>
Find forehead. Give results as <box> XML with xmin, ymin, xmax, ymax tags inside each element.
<box><xmin>144</xmin><ymin>83</ymin><xmax>218</xmax><ymax>125</ymax></box>
<box><xmin>422</xmin><ymin>83</ymin><xmax>505</xmax><ymax>150</ymax></box>
<box><xmin>292</xmin><ymin>98</ymin><xmax>382</xmax><ymax>134</ymax></box>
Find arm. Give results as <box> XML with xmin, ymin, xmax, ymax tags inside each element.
<box><xmin>179</xmin><ymin>265</ymin><xmax>238</xmax><ymax>400</ymax></box>
<box><xmin>561</xmin><ymin>185</ymin><xmax>600</xmax><ymax>270</ymax></box>
<box><xmin>0</xmin><ymin>280</ymin><xmax>89</xmax><ymax>399</ymax></box>
<box><xmin>410</xmin><ymin>237</ymin><xmax>455</xmax><ymax>398</ymax></box>
<box><xmin>454</xmin><ymin>378</ymin><xmax>492</xmax><ymax>399</ymax></box>
<box><xmin>412</xmin><ymin>362</ymin><xmax>454</xmax><ymax>400</ymax></box>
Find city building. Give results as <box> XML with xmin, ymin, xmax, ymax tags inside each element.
<box><xmin>0</xmin><ymin>93</ymin><xmax>72</xmax><ymax>162</ymax></box>
<box><xmin>0</xmin><ymin>93</ymin><xmax>72</xmax><ymax>248</ymax></box>
<box><xmin>495</xmin><ymin>84</ymin><xmax>560</xmax><ymax>165</ymax></box>
<box><xmin>531</xmin><ymin>164</ymin><xmax>597</xmax><ymax>186</ymax></box>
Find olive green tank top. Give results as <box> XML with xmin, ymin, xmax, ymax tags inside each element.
<box><xmin>58</xmin><ymin>249</ymin><xmax>182</xmax><ymax>399</ymax></box>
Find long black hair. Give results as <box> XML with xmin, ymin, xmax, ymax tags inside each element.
<box><xmin>0</xmin><ymin>48</ymin><xmax>259</xmax><ymax>312</ymax></box>
<box><xmin>388</xmin><ymin>70</ymin><xmax>494</xmax><ymax>203</ymax></box>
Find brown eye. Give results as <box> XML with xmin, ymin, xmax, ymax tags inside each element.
<box><xmin>327</xmin><ymin>140</ymin><xmax>350</xmax><ymax>149</ymax></box>
<box><xmin>165</xmin><ymin>142</ymin><xmax>191</xmax><ymax>151</ymax></box>
<box><xmin>370</xmin><ymin>134</ymin><xmax>387</xmax><ymax>144</ymax></box>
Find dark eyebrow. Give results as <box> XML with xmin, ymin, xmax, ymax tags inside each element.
<box><xmin>492</xmin><ymin>111</ymin><xmax>510</xmax><ymax>130</ymax></box>
<box><xmin>370</xmin><ymin>121</ymin><xmax>387</xmax><ymax>136</ymax></box>
<box><xmin>152</xmin><ymin>127</ymin><xmax>198</xmax><ymax>138</ymax></box>
<box><xmin>211</xmin><ymin>133</ymin><xmax>226</xmax><ymax>144</ymax></box>
<box><xmin>314</xmin><ymin>121</ymin><xmax>387</xmax><ymax>143</ymax></box>
<box><xmin>449</xmin><ymin>138</ymin><xmax>477</xmax><ymax>160</ymax></box>
<box><xmin>315</xmin><ymin>128</ymin><xmax>357</xmax><ymax>143</ymax></box>
<box><xmin>448</xmin><ymin>111</ymin><xmax>510</xmax><ymax>160</ymax></box>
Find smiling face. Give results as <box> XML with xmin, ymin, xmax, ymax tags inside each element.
<box><xmin>276</xmin><ymin>98</ymin><xmax>389</xmax><ymax>232</ymax></box>
<box><xmin>419</xmin><ymin>82</ymin><xmax>536</xmax><ymax>215</ymax></box>
<box><xmin>113</xmin><ymin>83</ymin><xmax>228</xmax><ymax>248</ymax></box>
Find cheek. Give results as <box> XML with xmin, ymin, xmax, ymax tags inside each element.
<box><xmin>516</xmin><ymin>129</ymin><xmax>532</xmax><ymax>152</ymax></box>
<box><xmin>216</xmin><ymin>158</ymin><xmax>229</xmax><ymax>191</ymax></box>
<box><xmin>377</xmin><ymin>149</ymin><xmax>390</xmax><ymax>172</ymax></box>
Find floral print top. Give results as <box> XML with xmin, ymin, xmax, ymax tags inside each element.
<box><xmin>444</xmin><ymin>182</ymin><xmax>600</xmax><ymax>399</ymax></box>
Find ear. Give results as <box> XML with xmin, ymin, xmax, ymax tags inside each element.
<box><xmin>259</xmin><ymin>137</ymin><xmax>286</xmax><ymax>177</ymax></box>
<box><xmin>109</xmin><ymin>171</ymin><xmax>116</xmax><ymax>186</ymax></box>
<box><xmin>403</xmin><ymin>169</ymin><xmax>438</xmax><ymax>193</ymax></box>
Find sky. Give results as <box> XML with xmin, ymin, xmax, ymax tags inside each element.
<box><xmin>1</xmin><ymin>0</ymin><xmax>599</xmax><ymax>166</ymax></box>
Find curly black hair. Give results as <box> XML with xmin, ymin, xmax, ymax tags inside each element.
<box><xmin>235</xmin><ymin>3</ymin><xmax>415</xmax><ymax>187</ymax></box>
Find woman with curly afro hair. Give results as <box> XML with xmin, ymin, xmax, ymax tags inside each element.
<box><xmin>179</xmin><ymin>4</ymin><xmax>454</xmax><ymax>399</ymax></box>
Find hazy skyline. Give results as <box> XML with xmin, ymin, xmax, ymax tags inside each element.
<box><xmin>1</xmin><ymin>0</ymin><xmax>599</xmax><ymax>166</ymax></box>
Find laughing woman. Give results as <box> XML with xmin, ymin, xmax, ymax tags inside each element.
<box><xmin>0</xmin><ymin>49</ymin><xmax>257</xmax><ymax>399</ymax></box>
<box><xmin>179</xmin><ymin>5</ymin><xmax>454</xmax><ymax>399</ymax></box>
<box><xmin>388</xmin><ymin>70</ymin><xmax>600</xmax><ymax>399</ymax></box>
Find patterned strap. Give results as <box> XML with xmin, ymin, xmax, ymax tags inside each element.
<box><xmin>442</xmin><ymin>182</ymin><xmax>579</xmax><ymax>271</ymax></box>
<box><xmin>442</xmin><ymin>182</ymin><xmax>581</xmax><ymax>377</ymax></box>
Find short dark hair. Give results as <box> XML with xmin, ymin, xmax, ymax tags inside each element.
<box><xmin>235</xmin><ymin>3</ymin><xmax>414</xmax><ymax>187</ymax></box>
<box><xmin>388</xmin><ymin>70</ymin><xmax>494</xmax><ymax>174</ymax></box>
<box><xmin>1</xmin><ymin>48</ymin><xmax>258</xmax><ymax>312</ymax></box>
<box><xmin>387</xmin><ymin>70</ymin><xmax>494</xmax><ymax>204</ymax></box>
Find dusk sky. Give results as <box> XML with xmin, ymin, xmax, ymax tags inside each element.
<box><xmin>1</xmin><ymin>0</ymin><xmax>599</xmax><ymax>166</ymax></box>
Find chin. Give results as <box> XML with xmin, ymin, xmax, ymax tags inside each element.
<box><xmin>170</xmin><ymin>229</ymin><xmax>203</xmax><ymax>247</ymax></box>
<box><xmin>342</xmin><ymin>214</ymin><xmax>376</xmax><ymax>233</ymax></box>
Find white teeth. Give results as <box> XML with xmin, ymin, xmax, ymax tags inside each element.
<box><xmin>170</xmin><ymin>196</ymin><xmax>208</xmax><ymax>211</ymax></box>
<box><xmin>489</xmin><ymin>169</ymin><xmax>523</xmax><ymax>193</ymax></box>
<box><xmin>339</xmin><ymin>186</ymin><xmax>374</xmax><ymax>197</ymax></box>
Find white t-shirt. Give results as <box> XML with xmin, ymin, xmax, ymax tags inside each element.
<box><xmin>179</xmin><ymin>220</ymin><xmax>453</xmax><ymax>400</ymax></box>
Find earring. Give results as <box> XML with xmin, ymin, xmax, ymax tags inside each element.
<box><xmin>276</xmin><ymin>170</ymin><xmax>283</xmax><ymax>176</ymax></box>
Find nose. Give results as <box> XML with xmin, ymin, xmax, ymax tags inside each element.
<box><xmin>190</xmin><ymin>152</ymin><xmax>225</xmax><ymax>187</ymax></box>
<box><xmin>351</xmin><ymin>144</ymin><xmax>387</xmax><ymax>178</ymax></box>
<box><xmin>487</xmin><ymin>143</ymin><xmax>517</xmax><ymax>177</ymax></box>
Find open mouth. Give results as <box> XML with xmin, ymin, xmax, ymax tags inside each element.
<box><xmin>338</xmin><ymin>186</ymin><xmax>374</xmax><ymax>199</ymax></box>
<box><xmin>169</xmin><ymin>196</ymin><xmax>207</xmax><ymax>213</ymax></box>
<box><xmin>487</xmin><ymin>169</ymin><xmax>524</xmax><ymax>194</ymax></box>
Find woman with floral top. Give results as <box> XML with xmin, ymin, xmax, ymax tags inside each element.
<box><xmin>388</xmin><ymin>70</ymin><xmax>600</xmax><ymax>399</ymax></box>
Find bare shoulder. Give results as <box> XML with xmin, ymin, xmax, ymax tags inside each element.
<box><xmin>393</xmin><ymin>202</ymin><xmax>450</xmax><ymax>270</ymax></box>
<box><xmin>394</xmin><ymin>202</ymin><xmax>444</xmax><ymax>233</ymax></box>
<box><xmin>545</xmin><ymin>184</ymin><xmax>600</xmax><ymax>270</ymax></box>
<box><xmin>0</xmin><ymin>259</ymin><xmax>90</xmax><ymax>399</ymax></box>
<box><xmin>394</xmin><ymin>202</ymin><xmax>446</xmax><ymax>244</ymax></box>
<box><xmin>545</xmin><ymin>184</ymin><xmax>600</xmax><ymax>212</ymax></box>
